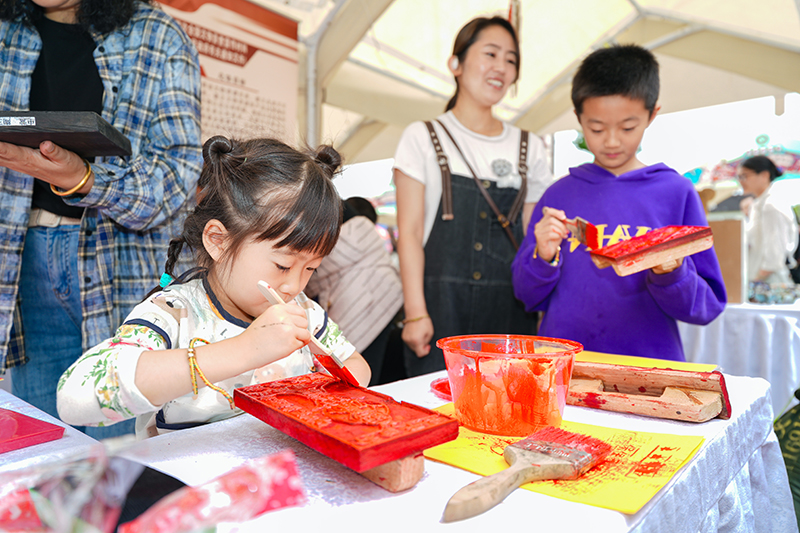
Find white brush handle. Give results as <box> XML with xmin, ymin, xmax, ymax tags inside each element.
<box><xmin>257</xmin><ymin>280</ymin><xmax>335</xmax><ymax>358</ymax></box>
<box><xmin>442</xmin><ymin>451</ymin><xmax>573</xmax><ymax>523</ymax></box>
<box><xmin>443</xmin><ymin>461</ymin><xmax>533</xmax><ymax>522</ymax></box>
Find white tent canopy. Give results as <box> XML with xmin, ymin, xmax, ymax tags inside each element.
<box><xmin>252</xmin><ymin>0</ymin><xmax>800</xmax><ymax>163</ymax></box>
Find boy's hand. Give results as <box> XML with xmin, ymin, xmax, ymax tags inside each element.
<box><xmin>651</xmin><ymin>257</ymin><xmax>683</xmax><ymax>275</ymax></box>
<box><xmin>533</xmin><ymin>207</ymin><xmax>569</xmax><ymax>262</ymax></box>
<box><xmin>242</xmin><ymin>303</ymin><xmax>311</xmax><ymax>368</ymax></box>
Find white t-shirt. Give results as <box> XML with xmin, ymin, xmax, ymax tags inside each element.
<box><xmin>392</xmin><ymin>111</ymin><xmax>553</xmax><ymax>245</ymax></box>
<box><xmin>746</xmin><ymin>182</ymin><xmax>799</xmax><ymax>284</ymax></box>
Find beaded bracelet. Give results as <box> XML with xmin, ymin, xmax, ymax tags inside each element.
<box><xmin>50</xmin><ymin>159</ymin><xmax>93</xmax><ymax>197</ymax></box>
<box><xmin>187</xmin><ymin>337</ymin><xmax>235</xmax><ymax>409</ymax></box>
<box><xmin>533</xmin><ymin>245</ymin><xmax>561</xmax><ymax>266</ymax></box>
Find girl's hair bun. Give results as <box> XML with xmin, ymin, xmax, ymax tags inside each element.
<box><xmin>313</xmin><ymin>145</ymin><xmax>342</xmax><ymax>177</ymax></box>
<box><xmin>203</xmin><ymin>135</ymin><xmax>233</xmax><ymax>165</ymax></box>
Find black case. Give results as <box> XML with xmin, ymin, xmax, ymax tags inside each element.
<box><xmin>0</xmin><ymin>111</ymin><xmax>131</xmax><ymax>158</ymax></box>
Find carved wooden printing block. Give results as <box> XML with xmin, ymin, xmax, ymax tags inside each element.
<box><xmin>590</xmin><ymin>225</ymin><xmax>713</xmax><ymax>276</ymax></box>
<box><xmin>235</xmin><ymin>373</ymin><xmax>459</xmax><ymax>491</ymax></box>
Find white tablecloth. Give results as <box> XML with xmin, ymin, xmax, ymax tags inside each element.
<box><xmin>0</xmin><ymin>390</ymin><xmax>103</xmax><ymax>478</ymax></box>
<box><xmin>119</xmin><ymin>371</ymin><xmax>797</xmax><ymax>533</ymax></box>
<box><xmin>679</xmin><ymin>302</ymin><xmax>800</xmax><ymax>415</ymax></box>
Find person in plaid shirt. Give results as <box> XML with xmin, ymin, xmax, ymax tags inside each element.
<box><xmin>0</xmin><ymin>0</ymin><xmax>201</xmax><ymax>438</ymax></box>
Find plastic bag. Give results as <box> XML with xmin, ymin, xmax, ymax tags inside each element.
<box><xmin>117</xmin><ymin>449</ymin><xmax>305</xmax><ymax>533</ymax></box>
<box><xmin>1</xmin><ymin>446</ymin><xmax>305</xmax><ymax>533</ymax></box>
<box><xmin>0</xmin><ymin>442</ymin><xmax>140</xmax><ymax>533</ymax></box>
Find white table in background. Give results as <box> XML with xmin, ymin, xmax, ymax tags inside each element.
<box><xmin>119</xmin><ymin>370</ymin><xmax>797</xmax><ymax>533</ymax></box>
<box><xmin>679</xmin><ymin>301</ymin><xmax>800</xmax><ymax>414</ymax></box>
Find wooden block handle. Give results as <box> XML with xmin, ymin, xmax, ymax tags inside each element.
<box><xmin>442</xmin><ymin>461</ymin><xmax>532</xmax><ymax>522</ymax></box>
<box><xmin>361</xmin><ymin>453</ymin><xmax>424</xmax><ymax>493</ymax></box>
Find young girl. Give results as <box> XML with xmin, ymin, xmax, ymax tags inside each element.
<box><xmin>57</xmin><ymin>135</ymin><xmax>371</xmax><ymax>438</ymax></box>
<box><xmin>393</xmin><ymin>16</ymin><xmax>553</xmax><ymax>377</ymax></box>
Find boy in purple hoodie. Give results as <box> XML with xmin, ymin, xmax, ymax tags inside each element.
<box><xmin>511</xmin><ymin>45</ymin><xmax>726</xmax><ymax>362</ymax></box>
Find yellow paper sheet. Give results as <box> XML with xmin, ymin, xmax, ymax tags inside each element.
<box><xmin>578</xmin><ymin>350</ymin><xmax>717</xmax><ymax>372</ymax></box>
<box><xmin>424</xmin><ymin>404</ymin><xmax>704</xmax><ymax>514</ymax></box>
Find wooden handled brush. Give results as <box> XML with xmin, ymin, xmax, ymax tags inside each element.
<box><xmin>442</xmin><ymin>426</ymin><xmax>612</xmax><ymax>522</ymax></box>
<box><xmin>257</xmin><ymin>280</ymin><xmax>360</xmax><ymax>387</ymax></box>
<box><xmin>542</xmin><ymin>207</ymin><xmax>600</xmax><ymax>250</ymax></box>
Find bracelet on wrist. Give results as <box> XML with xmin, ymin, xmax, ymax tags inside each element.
<box><xmin>50</xmin><ymin>159</ymin><xmax>92</xmax><ymax>196</ymax></box>
<box><xmin>50</xmin><ymin>158</ymin><xmax>93</xmax><ymax>197</ymax></box>
<box><xmin>186</xmin><ymin>337</ymin><xmax>235</xmax><ymax>409</ymax></box>
<box><xmin>533</xmin><ymin>245</ymin><xmax>560</xmax><ymax>266</ymax></box>
<box><xmin>402</xmin><ymin>314</ymin><xmax>430</xmax><ymax>325</ymax></box>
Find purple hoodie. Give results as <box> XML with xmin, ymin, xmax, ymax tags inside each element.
<box><xmin>512</xmin><ymin>163</ymin><xmax>726</xmax><ymax>361</ymax></box>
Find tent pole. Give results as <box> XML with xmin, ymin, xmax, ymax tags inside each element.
<box><xmin>305</xmin><ymin>0</ymin><xmax>348</xmax><ymax>147</ymax></box>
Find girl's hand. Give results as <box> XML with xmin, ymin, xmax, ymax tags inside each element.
<box><xmin>533</xmin><ymin>207</ymin><xmax>568</xmax><ymax>262</ymax></box>
<box><xmin>240</xmin><ymin>303</ymin><xmax>311</xmax><ymax>368</ymax></box>
<box><xmin>402</xmin><ymin>317</ymin><xmax>433</xmax><ymax>358</ymax></box>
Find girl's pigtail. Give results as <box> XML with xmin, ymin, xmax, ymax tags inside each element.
<box><xmin>164</xmin><ymin>236</ymin><xmax>186</xmax><ymax>277</ymax></box>
<box><xmin>141</xmin><ymin>235</ymin><xmax>187</xmax><ymax>299</ymax></box>
<box><xmin>313</xmin><ymin>145</ymin><xmax>342</xmax><ymax>178</ymax></box>
<box><xmin>200</xmin><ymin>135</ymin><xmax>234</xmax><ymax>192</ymax></box>
<box><xmin>202</xmin><ymin>135</ymin><xmax>233</xmax><ymax>164</ymax></box>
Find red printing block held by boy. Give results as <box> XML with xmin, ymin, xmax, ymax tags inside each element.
<box><xmin>511</xmin><ymin>44</ymin><xmax>726</xmax><ymax>362</ymax></box>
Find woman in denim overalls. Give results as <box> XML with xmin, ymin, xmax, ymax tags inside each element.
<box><xmin>393</xmin><ymin>16</ymin><xmax>553</xmax><ymax>377</ymax></box>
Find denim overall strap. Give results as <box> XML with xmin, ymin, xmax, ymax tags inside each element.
<box><xmin>508</xmin><ymin>129</ymin><xmax>529</xmax><ymax>224</ymax></box>
<box><xmin>431</xmin><ymin>120</ymin><xmax>525</xmax><ymax>250</ymax></box>
<box><xmin>423</xmin><ymin>121</ymin><xmax>454</xmax><ymax>221</ymax></box>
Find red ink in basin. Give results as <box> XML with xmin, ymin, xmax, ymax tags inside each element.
<box><xmin>436</xmin><ymin>335</ymin><xmax>582</xmax><ymax>437</ymax></box>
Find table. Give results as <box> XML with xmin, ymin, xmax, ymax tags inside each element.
<box><xmin>679</xmin><ymin>301</ymin><xmax>800</xmax><ymax>415</ymax></box>
<box><xmin>119</xmin><ymin>370</ymin><xmax>797</xmax><ymax>533</ymax></box>
<box><xmin>0</xmin><ymin>389</ymin><xmax>100</xmax><ymax>476</ymax></box>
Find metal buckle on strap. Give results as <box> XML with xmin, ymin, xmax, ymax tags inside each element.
<box><xmin>28</xmin><ymin>208</ymin><xmax>81</xmax><ymax>228</ymax></box>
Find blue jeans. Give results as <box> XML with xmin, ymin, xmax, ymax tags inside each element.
<box><xmin>13</xmin><ymin>225</ymin><xmax>134</xmax><ymax>439</ymax></box>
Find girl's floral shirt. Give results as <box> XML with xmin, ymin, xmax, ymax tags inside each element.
<box><xmin>57</xmin><ymin>278</ymin><xmax>355</xmax><ymax>438</ymax></box>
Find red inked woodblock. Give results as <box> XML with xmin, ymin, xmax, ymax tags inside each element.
<box><xmin>235</xmin><ymin>373</ymin><xmax>459</xmax><ymax>472</ymax></box>
<box><xmin>567</xmin><ymin>361</ymin><xmax>731</xmax><ymax>423</ymax></box>
<box><xmin>590</xmin><ymin>225</ymin><xmax>713</xmax><ymax>276</ymax></box>
<box><xmin>0</xmin><ymin>408</ymin><xmax>65</xmax><ymax>454</ymax></box>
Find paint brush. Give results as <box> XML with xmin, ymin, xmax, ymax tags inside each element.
<box><xmin>564</xmin><ymin>216</ymin><xmax>600</xmax><ymax>250</ymax></box>
<box><xmin>256</xmin><ymin>280</ymin><xmax>360</xmax><ymax>387</ymax></box>
<box><xmin>542</xmin><ymin>207</ymin><xmax>600</xmax><ymax>250</ymax></box>
<box><xmin>442</xmin><ymin>426</ymin><xmax>612</xmax><ymax>522</ymax></box>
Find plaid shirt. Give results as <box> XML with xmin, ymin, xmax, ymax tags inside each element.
<box><xmin>0</xmin><ymin>3</ymin><xmax>202</xmax><ymax>369</ymax></box>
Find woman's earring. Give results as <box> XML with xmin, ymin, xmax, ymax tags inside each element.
<box><xmin>449</xmin><ymin>57</ymin><xmax>459</xmax><ymax>71</ymax></box>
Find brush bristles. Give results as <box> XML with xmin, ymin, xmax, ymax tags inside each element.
<box><xmin>585</xmin><ymin>225</ymin><xmax>600</xmax><ymax>250</ymax></box>
<box><xmin>521</xmin><ymin>426</ymin><xmax>612</xmax><ymax>459</ymax></box>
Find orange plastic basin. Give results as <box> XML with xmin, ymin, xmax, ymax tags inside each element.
<box><xmin>437</xmin><ymin>335</ymin><xmax>582</xmax><ymax>436</ymax></box>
